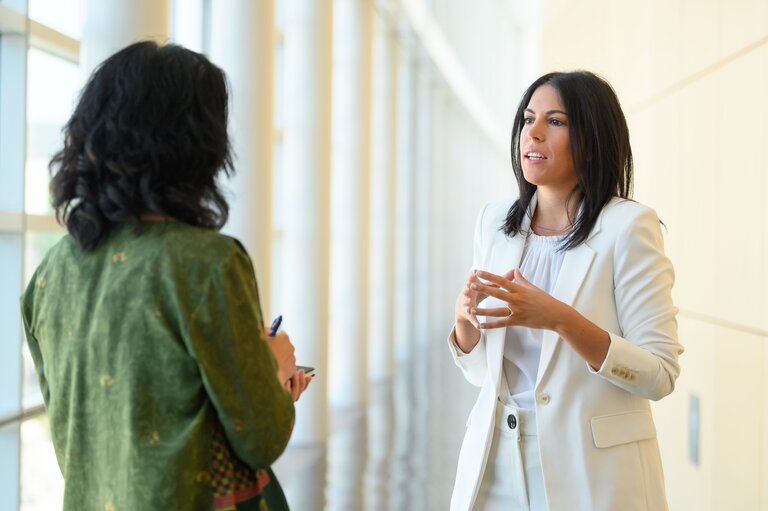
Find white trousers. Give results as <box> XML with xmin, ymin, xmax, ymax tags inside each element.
<box><xmin>473</xmin><ymin>401</ymin><xmax>548</xmax><ymax>511</ymax></box>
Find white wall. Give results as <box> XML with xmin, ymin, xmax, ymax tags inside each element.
<box><xmin>538</xmin><ymin>0</ymin><xmax>768</xmax><ymax>508</ymax></box>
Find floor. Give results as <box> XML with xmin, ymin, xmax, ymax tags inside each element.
<box><xmin>274</xmin><ymin>346</ymin><xmax>478</xmax><ymax>511</ymax></box>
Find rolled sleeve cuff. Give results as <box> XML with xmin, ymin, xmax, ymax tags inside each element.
<box><xmin>589</xmin><ymin>332</ymin><xmax>639</xmax><ymax>382</ymax></box>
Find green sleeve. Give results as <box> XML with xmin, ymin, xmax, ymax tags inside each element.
<box><xmin>183</xmin><ymin>242</ymin><xmax>295</xmax><ymax>470</ymax></box>
<box><xmin>20</xmin><ymin>276</ymin><xmax>51</xmax><ymax>407</ymax></box>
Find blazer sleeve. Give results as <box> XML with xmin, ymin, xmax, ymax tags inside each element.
<box><xmin>183</xmin><ymin>243</ymin><xmax>295</xmax><ymax>470</ymax></box>
<box><xmin>592</xmin><ymin>206</ymin><xmax>683</xmax><ymax>401</ymax></box>
<box><xmin>447</xmin><ymin>203</ymin><xmax>490</xmax><ymax>387</ymax></box>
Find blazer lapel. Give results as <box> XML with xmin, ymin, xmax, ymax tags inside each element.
<box><xmin>483</xmin><ymin>196</ymin><xmax>535</xmax><ymax>396</ymax></box>
<box><xmin>535</xmin><ymin>211</ymin><xmax>603</xmax><ymax>386</ymax></box>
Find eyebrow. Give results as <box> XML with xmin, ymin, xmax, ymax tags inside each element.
<box><xmin>524</xmin><ymin>108</ymin><xmax>568</xmax><ymax>116</ymax></box>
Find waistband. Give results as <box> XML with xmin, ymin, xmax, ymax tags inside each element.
<box><xmin>495</xmin><ymin>399</ymin><xmax>537</xmax><ymax>436</ymax></box>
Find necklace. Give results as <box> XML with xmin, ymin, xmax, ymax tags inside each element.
<box><xmin>531</xmin><ymin>221</ymin><xmax>572</xmax><ymax>235</ymax></box>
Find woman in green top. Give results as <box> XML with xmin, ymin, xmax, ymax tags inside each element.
<box><xmin>20</xmin><ymin>41</ymin><xmax>311</xmax><ymax>511</ymax></box>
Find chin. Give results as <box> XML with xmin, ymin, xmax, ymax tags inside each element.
<box><xmin>521</xmin><ymin>168</ymin><xmax>545</xmax><ymax>187</ymax></box>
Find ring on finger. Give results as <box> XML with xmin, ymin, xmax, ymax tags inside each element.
<box><xmin>505</xmin><ymin>306</ymin><xmax>514</xmax><ymax>317</ymax></box>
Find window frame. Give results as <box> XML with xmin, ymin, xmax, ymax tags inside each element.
<box><xmin>0</xmin><ymin>2</ymin><xmax>75</xmax><ymax>509</ymax></box>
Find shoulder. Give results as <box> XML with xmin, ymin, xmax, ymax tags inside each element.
<box><xmin>472</xmin><ymin>198</ymin><xmax>515</xmax><ymax>246</ymax></box>
<box><xmin>478</xmin><ymin>198</ymin><xmax>515</xmax><ymax>229</ymax></box>
<box><xmin>147</xmin><ymin>223</ymin><xmax>245</xmax><ymax>261</ymax></box>
<box><xmin>599</xmin><ymin>198</ymin><xmax>661</xmax><ymax>235</ymax></box>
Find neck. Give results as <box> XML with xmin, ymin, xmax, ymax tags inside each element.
<box><xmin>532</xmin><ymin>187</ymin><xmax>581</xmax><ymax>234</ymax></box>
<box><xmin>139</xmin><ymin>213</ymin><xmax>175</xmax><ymax>222</ymax></box>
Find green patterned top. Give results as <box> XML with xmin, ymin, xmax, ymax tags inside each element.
<box><xmin>21</xmin><ymin>221</ymin><xmax>295</xmax><ymax>511</ymax></box>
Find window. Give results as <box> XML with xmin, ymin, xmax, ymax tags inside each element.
<box><xmin>0</xmin><ymin>1</ymin><xmax>80</xmax><ymax>509</ymax></box>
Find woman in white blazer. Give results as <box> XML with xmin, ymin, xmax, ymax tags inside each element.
<box><xmin>449</xmin><ymin>71</ymin><xmax>683</xmax><ymax>511</ymax></box>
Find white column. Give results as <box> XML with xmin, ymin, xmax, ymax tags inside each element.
<box><xmin>169</xmin><ymin>0</ymin><xmax>204</xmax><ymax>53</ymax></box>
<box><xmin>327</xmin><ymin>0</ymin><xmax>373</xmax><ymax>408</ymax></box>
<box><xmin>414</xmin><ymin>65</ymin><xmax>432</xmax><ymax>349</ymax></box>
<box><xmin>412</xmin><ymin>61</ymin><xmax>433</xmax><ymax>509</ymax></box>
<box><xmin>282</xmin><ymin>0</ymin><xmax>333</xmax><ymax>445</ymax></box>
<box><xmin>367</xmin><ymin>14</ymin><xmax>397</xmax><ymax>383</ymax></box>
<box><xmin>83</xmin><ymin>0</ymin><xmax>168</xmax><ymax>72</ymax></box>
<box><xmin>393</xmin><ymin>41</ymin><xmax>416</xmax><ymax>364</ymax></box>
<box><xmin>210</xmin><ymin>0</ymin><xmax>275</xmax><ymax>304</ymax></box>
<box><xmin>389</xmin><ymin>40</ymin><xmax>417</xmax><ymax>510</ymax></box>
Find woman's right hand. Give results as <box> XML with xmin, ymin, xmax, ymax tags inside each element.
<box><xmin>455</xmin><ymin>269</ymin><xmax>489</xmax><ymax>329</ymax></box>
<box><xmin>266</xmin><ymin>330</ymin><xmax>297</xmax><ymax>386</ymax></box>
<box><xmin>453</xmin><ymin>270</ymin><xmax>492</xmax><ymax>352</ymax></box>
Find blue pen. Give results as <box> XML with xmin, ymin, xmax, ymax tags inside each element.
<box><xmin>268</xmin><ymin>315</ymin><xmax>283</xmax><ymax>337</ymax></box>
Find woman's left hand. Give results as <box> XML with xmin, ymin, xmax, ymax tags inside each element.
<box><xmin>470</xmin><ymin>268</ymin><xmax>568</xmax><ymax>331</ymax></box>
<box><xmin>285</xmin><ymin>369</ymin><xmax>313</xmax><ymax>402</ymax></box>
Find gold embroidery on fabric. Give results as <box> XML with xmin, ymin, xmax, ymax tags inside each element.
<box><xmin>196</xmin><ymin>471</ymin><xmax>211</xmax><ymax>484</ymax></box>
<box><xmin>233</xmin><ymin>419</ymin><xmax>245</xmax><ymax>432</ymax></box>
<box><xmin>36</xmin><ymin>277</ymin><xmax>47</xmax><ymax>288</ymax></box>
<box><xmin>99</xmin><ymin>375</ymin><xmax>114</xmax><ymax>387</ymax></box>
<box><xmin>112</xmin><ymin>252</ymin><xmax>127</xmax><ymax>263</ymax></box>
<box><xmin>104</xmin><ymin>501</ymin><xmax>115</xmax><ymax>511</ymax></box>
<box><xmin>149</xmin><ymin>431</ymin><xmax>160</xmax><ymax>445</ymax></box>
<box><xmin>153</xmin><ymin>307</ymin><xmax>162</xmax><ymax>317</ymax></box>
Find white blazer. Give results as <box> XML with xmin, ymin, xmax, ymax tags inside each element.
<box><xmin>449</xmin><ymin>195</ymin><xmax>683</xmax><ymax>511</ymax></box>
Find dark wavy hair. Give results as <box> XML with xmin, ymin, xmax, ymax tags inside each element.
<box><xmin>50</xmin><ymin>40</ymin><xmax>234</xmax><ymax>251</ymax></box>
<box><xmin>503</xmin><ymin>71</ymin><xmax>633</xmax><ymax>250</ymax></box>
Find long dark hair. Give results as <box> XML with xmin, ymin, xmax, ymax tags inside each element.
<box><xmin>503</xmin><ymin>71</ymin><xmax>633</xmax><ymax>250</ymax></box>
<box><xmin>50</xmin><ymin>41</ymin><xmax>234</xmax><ymax>251</ymax></box>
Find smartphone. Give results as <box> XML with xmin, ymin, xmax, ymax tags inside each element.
<box><xmin>297</xmin><ymin>365</ymin><xmax>316</xmax><ymax>378</ymax></box>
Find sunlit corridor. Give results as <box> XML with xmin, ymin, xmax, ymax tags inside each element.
<box><xmin>2</xmin><ymin>0</ymin><xmax>768</xmax><ymax>510</ymax></box>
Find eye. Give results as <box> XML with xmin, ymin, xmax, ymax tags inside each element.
<box><xmin>548</xmin><ymin>118</ymin><xmax>566</xmax><ymax>127</ymax></box>
<box><xmin>523</xmin><ymin>116</ymin><xmax>535</xmax><ymax>125</ymax></box>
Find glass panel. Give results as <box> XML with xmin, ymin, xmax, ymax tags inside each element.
<box><xmin>274</xmin><ymin>41</ymin><xmax>285</xmax><ymax>131</ymax></box>
<box><xmin>170</xmin><ymin>0</ymin><xmax>204</xmax><ymax>52</ymax></box>
<box><xmin>275</xmin><ymin>0</ymin><xmax>285</xmax><ymax>32</ymax></box>
<box><xmin>271</xmin><ymin>138</ymin><xmax>283</xmax><ymax>319</ymax></box>
<box><xmin>20</xmin><ymin>414</ymin><xmax>64</xmax><ymax>511</ymax></box>
<box><xmin>271</xmin><ymin>236</ymin><xmax>282</xmax><ymax>322</ymax></box>
<box><xmin>28</xmin><ymin>0</ymin><xmax>84</xmax><ymax>39</ymax></box>
<box><xmin>22</xmin><ymin>231</ymin><xmax>65</xmax><ymax>405</ymax></box>
<box><xmin>0</xmin><ymin>422</ymin><xmax>21</xmax><ymax>511</ymax></box>
<box><xmin>25</xmin><ymin>48</ymin><xmax>81</xmax><ymax>216</ymax></box>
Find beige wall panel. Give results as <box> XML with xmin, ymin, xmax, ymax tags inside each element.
<box><xmin>653</xmin><ymin>316</ymin><xmax>715</xmax><ymax>511</ymax></box>
<box><xmin>711</xmin><ymin>323</ymin><xmax>764</xmax><ymax>510</ymax></box>
<box><xmin>717</xmin><ymin>0</ymin><xmax>768</xmax><ymax>59</ymax></box>
<box><xmin>626</xmin><ymin>99</ymin><xmax>682</xmax><ymax>219</ymax></box>
<box><xmin>711</xmin><ymin>45</ymin><xmax>767</xmax><ymax>332</ymax></box>
<box><xmin>764</xmin><ymin>337</ymin><xmax>768</xmax><ymax>510</ymax></box>
<box><xmin>540</xmin><ymin>0</ymin><xmax>614</xmax><ymax>73</ymax></box>
<box><xmin>676</xmin><ymin>0</ymin><xmax>720</xmax><ymax>85</ymax></box>
<box><xmin>656</xmin><ymin>317</ymin><xmax>764</xmax><ymax>510</ymax></box>
<box><xmin>625</xmin><ymin>87</ymin><xmax>703</xmax><ymax>316</ymax></box>
<box><xmin>765</xmin><ymin>174</ymin><xmax>768</xmax><ymax>333</ymax></box>
<box><xmin>649</xmin><ymin>75</ymin><xmax>718</xmax><ymax>315</ymax></box>
<box><xmin>629</xmin><ymin>44</ymin><xmax>766</xmax><ymax>328</ymax></box>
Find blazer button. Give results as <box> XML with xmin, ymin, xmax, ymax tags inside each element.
<box><xmin>507</xmin><ymin>414</ymin><xmax>517</xmax><ymax>430</ymax></box>
<box><xmin>538</xmin><ymin>393</ymin><xmax>551</xmax><ymax>405</ymax></box>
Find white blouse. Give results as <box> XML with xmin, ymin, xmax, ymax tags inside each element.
<box><xmin>454</xmin><ymin>231</ymin><xmax>568</xmax><ymax>408</ymax></box>
<box><xmin>501</xmin><ymin>232</ymin><xmax>566</xmax><ymax>409</ymax></box>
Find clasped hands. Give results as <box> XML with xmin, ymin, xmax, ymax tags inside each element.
<box><xmin>457</xmin><ymin>268</ymin><xmax>567</xmax><ymax>332</ymax></box>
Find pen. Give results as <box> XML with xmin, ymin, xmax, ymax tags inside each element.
<box><xmin>269</xmin><ymin>315</ymin><xmax>283</xmax><ymax>337</ymax></box>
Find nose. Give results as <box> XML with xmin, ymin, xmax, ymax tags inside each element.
<box><xmin>527</xmin><ymin>119</ymin><xmax>544</xmax><ymax>142</ymax></box>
